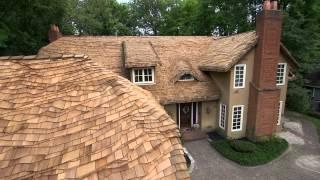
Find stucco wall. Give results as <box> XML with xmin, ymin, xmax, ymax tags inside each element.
<box><xmin>164</xmin><ymin>51</ymin><xmax>291</xmax><ymax>138</ymax></box>
<box><xmin>209</xmin><ymin>72</ymin><xmax>230</xmax><ymax>136</ymax></box>
<box><xmin>227</xmin><ymin>50</ymin><xmax>255</xmax><ymax>139</ymax></box>
<box><xmin>164</xmin><ymin>104</ymin><xmax>177</xmax><ymax>125</ymax></box>
<box><xmin>201</xmin><ymin>101</ymin><xmax>218</xmax><ymax>131</ymax></box>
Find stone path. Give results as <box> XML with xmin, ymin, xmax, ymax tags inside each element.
<box><xmin>185</xmin><ymin>117</ymin><xmax>320</xmax><ymax>180</ymax></box>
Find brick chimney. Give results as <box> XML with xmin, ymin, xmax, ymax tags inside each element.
<box><xmin>48</xmin><ymin>24</ymin><xmax>62</xmax><ymax>43</ymax></box>
<box><xmin>247</xmin><ymin>0</ymin><xmax>283</xmax><ymax>139</ymax></box>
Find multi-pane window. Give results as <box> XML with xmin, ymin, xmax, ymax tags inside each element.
<box><xmin>232</xmin><ymin>105</ymin><xmax>244</xmax><ymax>131</ymax></box>
<box><xmin>276</xmin><ymin>63</ymin><xmax>287</xmax><ymax>85</ymax></box>
<box><xmin>234</xmin><ymin>64</ymin><xmax>246</xmax><ymax>88</ymax></box>
<box><xmin>277</xmin><ymin>101</ymin><xmax>283</xmax><ymax>125</ymax></box>
<box><xmin>132</xmin><ymin>68</ymin><xmax>154</xmax><ymax>84</ymax></box>
<box><xmin>219</xmin><ymin>104</ymin><xmax>227</xmax><ymax>129</ymax></box>
<box><xmin>179</xmin><ymin>74</ymin><xmax>195</xmax><ymax>81</ymax></box>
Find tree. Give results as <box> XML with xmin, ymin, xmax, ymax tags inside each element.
<box><xmin>129</xmin><ymin>0</ymin><xmax>177</xmax><ymax>35</ymax></box>
<box><xmin>281</xmin><ymin>0</ymin><xmax>320</xmax><ymax>73</ymax></box>
<box><xmin>0</xmin><ymin>0</ymin><xmax>67</xmax><ymax>55</ymax></box>
<box><xmin>195</xmin><ymin>0</ymin><xmax>253</xmax><ymax>36</ymax></box>
<box><xmin>159</xmin><ymin>0</ymin><xmax>200</xmax><ymax>35</ymax></box>
<box><xmin>62</xmin><ymin>0</ymin><xmax>134</xmax><ymax>35</ymax></box>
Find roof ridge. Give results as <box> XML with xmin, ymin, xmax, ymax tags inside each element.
<box><xmin>214</xmin><ymin>30</ymin><xmax>256</xmax><ymax>40</ymax></box>
<box><xmin>0</xmin><ymin>54</ymin><xmax>89</xmax><ymax>61</ymax></box>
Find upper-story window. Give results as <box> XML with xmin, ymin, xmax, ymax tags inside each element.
<box><xmin>179</xmin><ymin>73</ymin><xmax>195</xmax><ymax>81</ymax></box>
<box><xmin>276</xmin><ymin>63</ymin><xmax>287</xmax><ymax>85</ymax></box>
<box><xmin>132</xmin><ymin>68</ymin><xmax>155</xmax><ymax>85</ymax></box>
<box><xmin>234</xmin><ymin>64</ymin><xmax>246</xmax><ymax>88</ymax></box>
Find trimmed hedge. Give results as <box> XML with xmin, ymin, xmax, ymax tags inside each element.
<box><xmin>229</xmin><ymin>140</ymin><xmax>257</xmax><ymax>153</ymax></box>
<box><xmin>211</xmin><ymin>137</ymin><xmax>288</xmax><ymax>166</ymax></box>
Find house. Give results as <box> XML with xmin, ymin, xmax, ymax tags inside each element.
<box><xmin>39</xmin><ymin>0</ymin><xmax>298</xmax><ymax>140</ymax></box>
<box><xmin>305</xmin><ymin>70</ymin><xmax>320</xmax><ymax>112</ymax></box>
<box><xmin>0</xmin><ymin>55</ymin><xmax>189</xmax><ymax>179</ymax></box>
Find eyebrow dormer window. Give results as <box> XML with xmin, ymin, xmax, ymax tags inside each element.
<box><xmin>132</xmin><ymin>68</ymin><xmax>155</xmax><ymax>85</ymax></box>
<box><xmin>179</xmin><ymin>74</ymin><xmax>195</xmax><ymax>81</ymax></box>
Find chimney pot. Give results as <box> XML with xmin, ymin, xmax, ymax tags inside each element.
<box><xmin>264</xmin><ymin>0</ymin><xmax>271</xmax><ymax>10</ymax></box>
<box><xmin>48</xmin><ymin>24</ymin><xmax>62</xmax><ymax>43</ymax></box>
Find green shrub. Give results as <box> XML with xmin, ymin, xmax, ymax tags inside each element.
<box><xmin>286</xmin><ymin>83</ymin><xmax>311</xmax><ymax>113</ymax></box>
<box><xmin>229</xmin><ymin>140</ymin><xmax>257</xmax><ymax>153</ymax></box>
<box><xmin>211</xmin><ymin>137</ymin><xmax>288</xmax><ymax>166</ymax></box>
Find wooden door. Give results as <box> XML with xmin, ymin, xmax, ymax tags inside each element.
<box><xmin>179</xmin><ymin>103</ymin><xmax>192</xmax><ymax>128</ymax></box>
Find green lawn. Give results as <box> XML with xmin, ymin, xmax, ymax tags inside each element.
<box><xmin>286</xmin><ymin>111</ymin><xmax>320</xmax><ymax>142</ymax></box>
<box><xmin>211</xmin><ymin>137</ymin><xmax>288</xmax><ymax>166</ymax></box>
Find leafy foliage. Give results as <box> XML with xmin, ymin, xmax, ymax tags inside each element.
<box><xmin>212</xmin><ymin>137</ymin><xmax>288</xmax><ymax>166</ymax></box>
<box><xmin>286</xmin><ymin>80</ymin><xmax>312</xmax><ymax>113</ymax></box>
<box><xmin>62</xmin><ymin>0</ymin><xmax>134</xmax><ymax>35</ymax></box>
<box><xmin>0</xmin><ymin>0</ymin><xmax>67</xmax><ymax>55</ymax></box>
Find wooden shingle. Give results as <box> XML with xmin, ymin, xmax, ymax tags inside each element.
<box><xmin>0</xmin><ymin>56</ymin><xmax>189</xmax><ymax>179</ymax></box>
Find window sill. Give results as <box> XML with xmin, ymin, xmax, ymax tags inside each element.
<box><xmin>178</xmin><ymin>80</ymin><xmax>195</xmax><ymax>82</ymax></box>
<box><xmin>233</xmin><ymin>87</ymin><xmax>245</xmax><ymax>89</ymax></box>
<box><xmin>133</xmin><ymin>82</ymin><xmax>155</xmax><ymax>86</ymax></box>
<box><xmin>231</xmin><ymin>129</ymin><xmax>242</xmax><ymax>132</ymax></box>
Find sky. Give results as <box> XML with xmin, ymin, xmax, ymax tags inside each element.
<box><xmin>117</xmin><ymin>0</ymin><xmax>129</xmax><ymax>3</ymax></box>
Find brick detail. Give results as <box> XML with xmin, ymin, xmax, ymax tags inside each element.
<box><xmin>247</xmin><ymin>9</ymin><xmax>283</xmax><ymax>139</ymax></box>
<box><xmin>253</xmin><ymin>10</ymin><xmax>283</xmax><ymax>89</ymax></box>
<box><xmin>247</xmin><ymin>84</ymin><xmax>280</xmax><ymax>137</ymax></box>
<box><xmin>48</xmin><ymin>24</ymin><xmax>62</xmax><ymax>43</ymax></box>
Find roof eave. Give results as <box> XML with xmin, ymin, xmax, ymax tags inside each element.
<box><xmin>280</xmin><ymin>43</ymin><xmax>299</xmax><ymax>69</ymax></box>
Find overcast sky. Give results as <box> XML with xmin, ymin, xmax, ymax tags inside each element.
<box><xmin>117</xmin><ymin>0</ymin><xmax>129</xmax><ymax>3</ymax></box>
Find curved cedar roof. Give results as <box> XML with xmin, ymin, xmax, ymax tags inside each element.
<box><xmin>38</xmin><ymin>32</ymin><xmax>298</xmax><ymax>104</ymax></box>
<box><xmin>39</xmin><ymin>36</ymin><xmax>220</xmax><ymax>104</ymax></box>
<box><xmin>199</xmin><ymin>31</ymin><xmax>258</xmax><ymax>72</ymax></box>
<box><xmin>0</xmin><ymin>55</ymin><xmax>189</xmax><ymax>179</ymax></box>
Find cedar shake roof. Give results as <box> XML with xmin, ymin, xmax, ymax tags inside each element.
<box><xmin>123</xmin><ymin>41</ymin><xmax>160</xmax><ymax>68</ymax></box>
<box><xmin>199</xmin><ymin>31</ymin><xmax>258</xmax><ymax>72</ymax></box>
<box><xmin>0</xmin><ymin>55</ymin><xmax>189</xmax><ymax>179</ymax></box>
<box><xmin>39</xmin><ymin>36</ymin><xmax>220</xmax><ymax>104</ymax></box>
<box><xmin>38</xmin><ymin>32</ymin><xmax>297</xmax><ymax>104</ymax></box>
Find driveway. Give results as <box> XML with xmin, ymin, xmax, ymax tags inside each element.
<box><xmin>185</xmin><ymin>116</ymin><xmax>320</xmax><ymax>180</ymax></box>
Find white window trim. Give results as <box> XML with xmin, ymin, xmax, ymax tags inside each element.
<box><xmin>231</xmin><ymin>105</ymin><xmax>244</xmax><ymax>132</ymax></box>
<box><xmin>233</xmin><ymin>64</ymin><xmax>246</xmax><ymax>89</ymax></box>
<box><xmin>191</xmin><ymin>102</ymin><xmax>199</xmax><ymax>127</ymax></box>
<box><xmin>178</xmin><ymin>78</ymin><xmax>195</xmax><ymax>82</ymax></box>
<box><xmin>219</xmin><ymin>103</ymin><xmax>227</xmax><ymax>130</ymax></box>
<box><xmin>278</xmin><ymin>101</ymin><xmax>283</xmax><ymax>125</ymax></box>
<box><xmin>131</xmin><ymin>68</ymin><xmax>155</xmax><ymax>85</ymax></box>
<box><xmin>178</xmin><ymin>104</ymin><xmax>181</xmax><ymax>129</ymax></box>
<box><xmin>177</xmin><ymin>102</ymin><xmax>199</xmax><ymax>129</ymax></box>
<box><xmin>312</xmin><ymin>88</ymin><xmax>315</xmax><ymax>98</ymax></box>
<box><xmin>276</xmin><ymin>63</ymin><xmax>287</xmax><ymax>86</ymax></box>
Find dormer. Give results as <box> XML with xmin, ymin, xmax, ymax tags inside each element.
<box><xmin>123</xmin><ymin>40</ymin><xmax>160</xmax><ymax>85</ymax></box>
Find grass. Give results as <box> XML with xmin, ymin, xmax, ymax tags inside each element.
<box><xmin>211</xmin><ymin>137</ymin><xmax>288</xmax><ymax>166</ymax></box>
<box><xmin>286</xmin><ymin>111</ymin><xmax>320</xmax><ymax>142</ymax></box>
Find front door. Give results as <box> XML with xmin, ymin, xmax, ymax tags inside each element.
<box><xmin>179</xmin><ymin>103</ymin><xmax>192</xmax><ymax>128</ymax></box>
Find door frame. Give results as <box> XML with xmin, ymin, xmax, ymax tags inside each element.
<box><xmin>177</xmin><ymin>102</ymin><xmax>199</xmax><ymax>128</ymax></box>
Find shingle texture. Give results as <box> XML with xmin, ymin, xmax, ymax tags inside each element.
<box><xmin>199</xmin><ymin>31</ymin><xmax>258</xmax><ymax>72</ymax></box>
<box><xmin>0</xmin><ymin>55</ymin><xmax>189</xmax><ymax>179</ymax></box>
<box><xmin>39</xmin><ymin>36</ymin><xmax>221</xmax><ymax>104</ymax></box>
<box><xmin>124</xmin><ymin>41</ymin><xmax>160</xmax><ymax>68</ymax></box>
